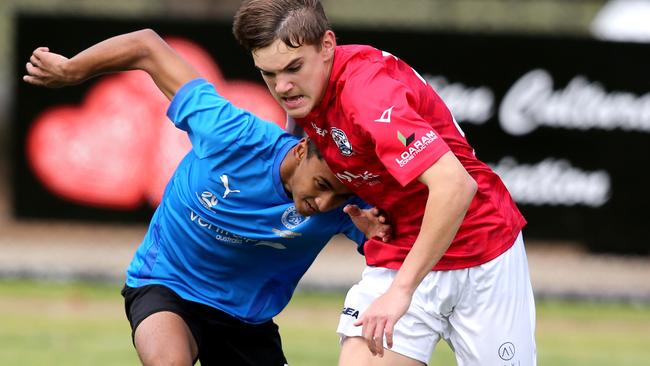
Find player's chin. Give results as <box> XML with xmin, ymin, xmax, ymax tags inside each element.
<box><xmin>285</xmin><ymin>105</ymin><xmax>311</xmax><ymax>119</ymax></box>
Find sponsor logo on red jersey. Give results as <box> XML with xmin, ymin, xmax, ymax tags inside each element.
<box><xmin>336</xmin><ymin>170</ymin><xmax>381</xmax><ymax>187</ymax></box>
<box><xmin>397</xmin><ymin>130</ymin><xmax>415</xmax><ymax>146</ymax></box>
<box><xmin>394</xmin><ymin>130</ymin><xmax>438</xmax><ymax>167</ymax></box>
<box><xmin>374</xmin><ymin>106</ymin><xmax>394</xmax><ymax>123</ymax></box>
<box><xmin>311</xmin><ymin>122</ymin><xmax>328</xmax><ymax>137</ymax></box>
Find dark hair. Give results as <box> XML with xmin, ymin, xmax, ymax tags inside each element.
<box><xmin>233</xmin><ymin>0</ymin><xmax>331</xmax><ymax>52</ymax></box>
<box><xmin>306</xmin><ymin>138</ymin><xmax>323</xmax><ymax>160</ymax></box>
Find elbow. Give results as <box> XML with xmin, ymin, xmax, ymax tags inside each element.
<box><xmin>132</xmin><ymin>28</ymin><xmax>158</xmax><ymax>40</ymax></box>
<box><xmin>464</xmin><ymin>174</ymin><xmax>477</xmax><ymax>204</ymax></box>
<box><xmin>131</xmin><ymin>29</ymin><xmax>165</xmax><ymax>68</ymax></box>
<box><xmin>453</xmin><ymin>171</ymin><xmax>477</xmax><ymax>208</ymax></box>
<box><xmin>136</xmin><ymin>28</ymin><xmax>161</xmax><ymax>43</ymax></box>
<box><xmin>134</xmin><ymin>29</ymin><xmax>160</xmax><ymax>53</ymax></box>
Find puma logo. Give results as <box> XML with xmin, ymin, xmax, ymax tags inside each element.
<box><xmin>220</xmin><ymin>175</ymin><xmax>241</xmax><ymax>198</ymax></box>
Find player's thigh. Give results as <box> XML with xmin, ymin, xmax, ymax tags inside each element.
<box><xmin>449</xmin><ymin>234</ymin><xmax>536</xmax><ymax>366</ymax></box>
<box><xmin>197</xmin><ymin>314</ymin><xmax>287</xmax><ymax>366</ymax></box>
<box><xmin>339</xmin><ymin>336</ymin><xmax>425</xmax><ymax>366</ymax></box>
<box><xmin>134</xmin><ymin>311</ymin><xmax>198</xmax><ymax>366</ymax></box>
<box><xmin>122</xmin><ymin>284</ymin><xmax>199</xmax><ymax>365</ymax></box>
<box><xmin>338</xmin><ymin>267</ymin><xmax>447</xmax><ymax>364</ymax></box>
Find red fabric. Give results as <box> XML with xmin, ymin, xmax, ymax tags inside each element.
<box><xmin>297</xmin><ymin>45</ymin><xmax>526</xmax><ymax>270</ymax></box>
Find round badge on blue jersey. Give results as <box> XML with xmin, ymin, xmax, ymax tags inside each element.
<box><xmin>281</xmin><ymin>206</ymin><xmax>309</xmax><ymax>229</ymax></box>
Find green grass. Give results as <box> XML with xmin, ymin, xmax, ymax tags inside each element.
<box><xmin>1</xmin><ymin>280</ymin><xmax>649</xmax><ymax>365</ymax></box>
<box><xmin>0</xmin><ymin>280</ymin><xmax>137</xmax><ymax>366</ymax></box>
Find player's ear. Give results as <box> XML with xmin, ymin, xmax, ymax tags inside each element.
<box><xmin>321</xmin><ymin>30</ymin><xmax>336</xmax><ymax>61</ymax></box>
<box><xmin>295</xmin><ymin>138</ymin><xmax>308</xmax><ymax>161</ymax></box>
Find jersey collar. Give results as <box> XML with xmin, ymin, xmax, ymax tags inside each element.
<box><xmin>272</xmin><ymin>138</ymin><xmax>300</xmax><ymax>202</ymax></box>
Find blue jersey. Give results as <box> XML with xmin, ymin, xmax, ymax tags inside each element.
<box><xmin>125</xmin><ymin>79</ymin><xmax>365</xmax><ymax>324</ymax></box>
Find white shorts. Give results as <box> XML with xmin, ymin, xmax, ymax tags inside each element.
<box><xmin>337</xmin><ymin>232</ymin><xmax>536</xmax><ymax>365</ymax></box>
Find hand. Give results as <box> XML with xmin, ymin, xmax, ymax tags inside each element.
<box><xmin>344</xmin><ymin>204</ymin><xmax>392</xmax><ymax>242</ymax></box>
<box><xmin>353</xmin><ymin>286</ymin><xmax>412</xmax><ymax>357</ymax></box>
<box><xmin>23</xmin><ymin>47</ymin><xmax>76</xmax><ymax>88</ymax></box>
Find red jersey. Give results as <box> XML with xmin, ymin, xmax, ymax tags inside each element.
<box><xmin>296</xmin><ymin>45</ymin><xmax>526</xmax><ymax>270</ymax></box>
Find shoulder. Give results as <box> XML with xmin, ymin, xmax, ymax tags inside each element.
<box><xmin>337</xmin><ymin>46</ymin><xmax>404</xmax><ymax>97</ymax></box>
<box><xmin>168</xmin><ymin>78</ymin><xmax>222</xmax><ymax>116</ymax></box>
<box><xmin>173</xmin><ymin>78</ymin><xmax>216</xmax><ymax>101</ymax></box>
<box><xmin>337</xmin><ymin>45</ymin><xmax>385</xmax><ymax>81</ymax></box>
<box><xmin>335</xmin><ymin>48</ymin><xmax>407</xmax><ymax>119</ymax></box>
<box><xmin>338</xmin><ymin>44</ymin><xmax>384</xmax><ymax>63</ymax></box>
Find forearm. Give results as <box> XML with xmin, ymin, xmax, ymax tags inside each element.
<box><xmin>63</xmin><ymin>29</ymin><xmax>160</xmax><ymax>84</ymax></box>
<box><xmin>26</xmin><ymin>29</ymin><xmax>199</xmax><ymax>99</ymax></box>
<box><xmin>390</xmin><ymin>155</ymin><xmax>477</xmax><ymax>295</ymax></box>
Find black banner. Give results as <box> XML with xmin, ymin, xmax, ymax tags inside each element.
<box><xmin>13</xmin><ymin>15</ymin><xmax>650</xmax><ymax>253</ymax></box>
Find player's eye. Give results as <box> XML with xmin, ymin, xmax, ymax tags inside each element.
<box><xmin>287</xmin><ymin>64</ymin><xmax>301</xmax><ymax>73</ymax></box>
<box><xmin>260</xmin><ymin>70</ymin><xmax>274</xmax><ymax>77</ymax></box>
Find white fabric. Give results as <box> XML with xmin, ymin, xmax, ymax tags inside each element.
<box><xmin>337</xmin><ymin>233</ymin><xmax>536</xmax><ymax>365</ymax></box>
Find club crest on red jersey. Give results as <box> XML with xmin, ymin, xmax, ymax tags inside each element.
<box><xmin>331</xmin><ymin>127</ymin><xmax>353</xmax><ymax>156</ymax></box>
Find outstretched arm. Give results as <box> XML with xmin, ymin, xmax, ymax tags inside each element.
<box><xmin>23</xmin><ymin>29</ymin><xmax>200</xmax><ymax>100</ymax></box>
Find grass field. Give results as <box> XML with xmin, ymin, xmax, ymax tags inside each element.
<box><xmin>0</xmin><ymin>280</ymin><xmax>649</xmax><ymax>365</ymax></box>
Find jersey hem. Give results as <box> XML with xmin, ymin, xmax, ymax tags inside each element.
<box><xmin>125</xmin><ymin>279</ymin><xmax>275</xmax><ymax>325</ymax></box>
<box><xmin>367</xmin><ymin>221</ymin><xmax>526</xmax><ymax>271</ymax></box>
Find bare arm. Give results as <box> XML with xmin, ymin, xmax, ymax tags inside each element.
<box><xmin>354</xmin><ymin>151</ymin><xmax>477</xmax><ymax>356</ymax></box>
<box><xmin>23</xmin><ymin>29</ymin><xmax>200</xmax><ymax>100</ymax></box>
<box><xmin>390</xmin><ymin>152</ymin><xmax>476</xmax><ymax>296</ymax></box>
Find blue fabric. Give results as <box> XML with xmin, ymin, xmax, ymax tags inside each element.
<box><xmin>126</xmin><ymin>79</ymin><xmax>365</xmax><ymax>324</ymax></box>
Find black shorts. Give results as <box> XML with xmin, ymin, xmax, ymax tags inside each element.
<box><xmin>122</xmin><ymin>284</ymin><xmax>288</xmax><ymax>366</ymax></box>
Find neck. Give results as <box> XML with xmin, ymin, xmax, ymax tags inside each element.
<box><xmin>311</xmin><ymin>51</ymin><xmax>335</xmax><ymax>116</ymax></box>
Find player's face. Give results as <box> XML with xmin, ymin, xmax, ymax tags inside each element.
<box><xmin>290</xmin><ymin>155</ymin><xmax>353</xmax><ymax>216</ymax></box>
<box><xmin>252</xmin><ymin>31</ymin><xmax>335</xmax><ymax>119</ymax></box>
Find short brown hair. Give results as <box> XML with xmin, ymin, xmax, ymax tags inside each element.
<box><xmin>306</xmin><ymin>138</ymin><xmax>323</xmax><ymax>160</ymax></box>
<box><xmin>233</xmin><ymin>0</ymin><xmax>331</xmax><ymax>52</ymax></box>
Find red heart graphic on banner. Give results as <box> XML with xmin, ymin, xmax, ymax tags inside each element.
<box><xmin>27</xmin><ymin>74</ymin><xmax>160</xmax><ymax>209</ymax></box>
<box><xmin>27</xmin><ymin>37</ymin><xmax>286</xmax><ymax>209</ymax></box>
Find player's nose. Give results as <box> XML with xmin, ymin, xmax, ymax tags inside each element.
<box><xmin>315</xmin><ymin>193</ymin><xmax>338</xmax><ymax>212</ymax></box>
<box><xmin>275</xmin><ymin>75</ymin><xmax>293</xmax><ymax>94</ymax></box>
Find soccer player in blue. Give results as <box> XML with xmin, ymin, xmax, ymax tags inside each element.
<box><xmin>23</xmin><ymin>29</ymin><xmax>391</xmax><ymax>366</ymax></box>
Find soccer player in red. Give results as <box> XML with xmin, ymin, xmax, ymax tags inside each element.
<box><xmin>234</xmin><ymin>1</ymin><xmax>536</xmax><ymax>365</ymax></box>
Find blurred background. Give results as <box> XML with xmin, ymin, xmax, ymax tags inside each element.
<box><xmin>1</xmin><ymin>0</ymin><xmax>650</xmax><ymax>365</ymax></box>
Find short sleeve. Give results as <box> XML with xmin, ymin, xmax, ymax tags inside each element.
<box><xmin>167</xmin><ymin>78</ymin><xmax>257</xmax><ymax>158</ymax></box>
<box><xmin>341</xmin><ymin>66</ymin><xmax>451</xmax><ymax>186</ymax></box>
